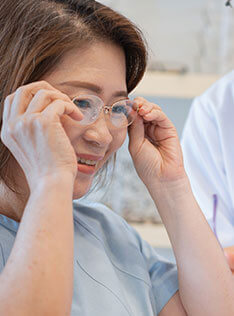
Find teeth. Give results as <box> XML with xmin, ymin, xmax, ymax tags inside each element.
<box><xmin>77</xmin><ymin>157</ymin><xmax>97</xmax><ymax>166</ymax></box>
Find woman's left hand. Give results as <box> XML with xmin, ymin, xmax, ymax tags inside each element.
<box><xmin>128</xmin><ymin>97</ymin><xmax>186</xmax><ymax>188</ymax></box>
<box><xmin>224</xmin><ymin>246</ymin><xmax>234</xmax><ymax>275</ymax></box>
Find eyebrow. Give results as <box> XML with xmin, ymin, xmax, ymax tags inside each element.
<box><xmin>58</xmin><ymin>80</ymin><xmax>128</xmax><ymax>98</ymax></box>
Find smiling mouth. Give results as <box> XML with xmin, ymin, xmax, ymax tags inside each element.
<box><xmin>77</xmin><ymin>158</ymin><xmax>98</xmax><ymax>176</ymax></box>
<box><xmin>77</xmin><ymin>157</ymin><xmax>97</xmax><ymax>166</ymax></box>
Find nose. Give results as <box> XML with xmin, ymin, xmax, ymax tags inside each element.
<box><xmin>82</xmin><ymin>112</ymin><xmax>113</xmax><ymax>147</ymax></box>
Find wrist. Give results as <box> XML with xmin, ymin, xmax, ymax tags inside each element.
<box><xmin>29</xmin><ymin>172</ymin><xmax>75</xmax><ymax>194</ymax></box>
<box><xmin>147</xmin><ymin>174</ymin><xmax>192</xmax><ymax>201</ymax></box>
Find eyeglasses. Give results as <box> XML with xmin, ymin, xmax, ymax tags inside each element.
<box><xmin>72</xmin><ymin>94</ymin><xmax>138</xmax><ymax>128</ymax></box>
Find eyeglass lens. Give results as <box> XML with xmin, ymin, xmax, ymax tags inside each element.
<box><xmin>73</xmin><ymin>95</ymin><xmax>137</xmax><ymax>128</ymax></box>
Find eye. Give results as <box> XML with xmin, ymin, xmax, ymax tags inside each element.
<box><xmin>73</xmin><ymin>98</ymin><xmax>92</xmax><ymax>109</ymax></box>
<box><xmin>112</xmin><ymin>104</ymin><xmax>128</xmax><ymax>116</ymax></box>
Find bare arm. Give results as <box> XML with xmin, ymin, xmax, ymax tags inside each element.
<box><xmin>0</xmin><ymin>173</ymin><xmax>74</xmax><ymax>316</ymax></box>
<box><xmin>128</xmin><ymin>97</ymin><xmax>234</xmax><ymax>315</ymax></box>
<box><xmin>159</xmin><ymin>291</ymin><xmax>187</xmax><ymax>316</ymax></box>
<box><xmin>0</xmin><ymin>81</ymin><xmax>84</xmax><ymax>315</ymax></box>
<box><xmin>150</xmin><ymin>178</ymin><xmax>234</xmax><ymax>316</ymax></box>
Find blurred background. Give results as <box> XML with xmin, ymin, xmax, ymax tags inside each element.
<box><xmin>82</xmin><ymin>0</ymin><xmax>234</xmax><ymax>255</ymax></box>
<box><xmin>102</xmin><ymin>0</ymin><xmax>234</xmax><ymax>74</ymax></box>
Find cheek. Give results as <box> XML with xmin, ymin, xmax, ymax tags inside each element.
<box><xmin>98</xmin><ymin>130</ymin><xmax>127</xmax><ymax>170</ymax></box>
<box><xmin>111</xmin><ymin>128</ymin><xmax>127</xmax><ymax>152</ymax></box>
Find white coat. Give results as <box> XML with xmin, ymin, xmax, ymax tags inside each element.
<box><xmin>181</xmin><ymin>71</ymin><xmax>234</xmax><ymax>247</ymax></box>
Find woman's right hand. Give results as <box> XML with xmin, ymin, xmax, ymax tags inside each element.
<box><xmin>1</xmin><ymin>81</ymin><xmax>83</xmax><ymax>191</ymax></box>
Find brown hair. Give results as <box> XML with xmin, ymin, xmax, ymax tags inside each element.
<box><xmin>0</xmin><ymin>0</ymin><xmax>148</xmax><ymax>194</ymax></box>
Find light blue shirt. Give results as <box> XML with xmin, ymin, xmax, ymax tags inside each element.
<box><xmin>0</xmin><ymin>200</ymin><xmax>178</xmax><ymax>315</ymax></box>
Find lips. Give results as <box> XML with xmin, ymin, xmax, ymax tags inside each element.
<box><xmin>76</xmin><ymin>153</ymin><xmax>105</xmax><ymax>175</ymax></box>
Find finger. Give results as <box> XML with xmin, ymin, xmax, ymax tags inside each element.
<box><xmin>138</xmin><ymin>103</ymin><xmax>162</xmax><ymax>117</ymax></box>
<box><xmin>41</xmin><ymin>99</ymin><xmax>83</xmax><ymax>121</ymax></box>
<box><xmin>133</xmin><ymin>97</ymin><xmax>161</xmax><ymax>115</ymax></box>
<box><xmin>128</xmin><ymin>115</ymin><xmax>144</xmax><ymax>153</ymax></box>
<box><xmin>143</xmin><ymin>109</ymin><xmax>174</xmax><ymax>128</ymax></box>
<box><xmin>25</xmin><ymin>90</ymin><xmax>72</xmax><ymax>114</ymax></box>
<box><xmin>138</xmin><ymin>104</ymin><xmax>153</xmax><ymax>116</ymax></box>
<box><xmin>224</xmin><ymin>249</ymin><xmax>234</xmax><ymax>270</ymax></box>
<box><xmin>9</xmin><ymin>81</ymin><xmax>62</xmax><ymax>117</ymax></box>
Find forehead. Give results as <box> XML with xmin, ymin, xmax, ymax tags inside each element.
<box><xmin>48</xmin><ymin>41</ymin><xmax>127</xmax><ymax>94</ymax></box>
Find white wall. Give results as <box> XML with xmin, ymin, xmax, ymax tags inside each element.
<box><xmin>100</xmin><ymin>0</ymin><xmax>234</xmax><ymax>74</ymax></box>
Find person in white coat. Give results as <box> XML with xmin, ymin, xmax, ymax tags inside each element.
<box><xmin>181</xmin><ymin>71</ymin><xmax>234</xmax><ymax>273</ymax></box>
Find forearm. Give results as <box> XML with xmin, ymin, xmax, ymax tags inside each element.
<box><xmin>148</xmin><ymin>178</ymin><xmax>234</xmax><ymax>316</ymax></box>
<box><xmin>0</xmin><ymin>174</ymin><xmax>74</xmax><ymax>316</ymax></box>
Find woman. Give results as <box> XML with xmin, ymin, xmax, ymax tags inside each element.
<box><xmin>0</xmin><ymin>0</ymin><xmax>233</xmax><ymax>315</ymax></box>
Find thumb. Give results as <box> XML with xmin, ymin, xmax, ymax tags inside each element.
<box><xmin>128</xmin><ymin>115</ymin><xmax>144</xmax><ymax>154</ymax></box>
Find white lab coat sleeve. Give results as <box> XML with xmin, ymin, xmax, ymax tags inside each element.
<box><xmin>181</xmin><ymin>80</ymin><xmax>234</xmax><ymax>247</ymax></box>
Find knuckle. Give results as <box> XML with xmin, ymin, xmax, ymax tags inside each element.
<box><xmin>15</xmin><ymin>81</ymin><xmax>52</xmax><ymax>96</ymax></box>
<box><xmin>5</xmin><ymin>117</ymin><xmax>28</xmax><ymax>134</ymax></box>
<box><xmin>152</xmin><ymin>103</ymin><xmax>161</xmax><ymax>110</ymax></box>
<box><xmin>32</xmin><ymin>115</ymin><xmax>47</xmax><ymax>128</ymax></box>
<box><xmin>135</xmin><ymin>96</ymin><xmax>146</xmax><ymax>103</ymax></box>
<box><xmin>38</xmin><ymin>80</ymin><xmax>52</xmax><ymax>88</ymax></box>
<box><xmin>0</xmin><ymin>115</ymin><xmax>43</xmax><ymax>144</ymax></box>
<box><xmin>11</xmin><ymin>119</ymin><xmax>25</xmax><ymax>133</ymax></box>
<box><xmin>11</xmin><ymin>115</ymin><xmax>46</xmax><ymax>133</ymax></box>
<box><xmin>26</xmin><ymin>113</ymin><xmax>50</xmax><ymax>130</ymax></box>
<box><xmin>37</xmin><ymin>80</ymin><xmax>57</xmax><ymax>92</ymax></box>
<box><xmin>39</xmin><ymin>80</ymin><xmax>49</xmax><ymax>86</ymax></box>
<box><xmin>15</xmin><ymin>86</ymin><xmax>24</xmax><ymax>95</ymax></box>
<box><xmin>36</xmin><ymin>89</ymin><xmax>48</xmax><ymax>97</ymax></box>
<box><xmin>29</xmin><ymin>80</ymin><xmax>50</xmax><ymax>89</ymax></box>
<box><xmin>4</xmin><ymin>94</ymin><xmax>12</xmax><ymax>105</ymax></box>
<box><xmin>35</xmin><ymin>83</ymin><xmax>64</xmax><ymax>99</ymax></box>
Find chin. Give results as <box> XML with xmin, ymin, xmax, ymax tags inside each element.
<box><xmin>72</xmin><ymin>174</ymin><xmax>93</xmax><ymax>200</ymax></box>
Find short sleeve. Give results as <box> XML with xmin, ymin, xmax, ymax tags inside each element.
<box><xmin>0</xmin><ymin>215</ymin><xmax>18</xmax><ymax>273</ymax></box>
<box><xmin>123</xmin><ymin>221</ymin><xmax>179</xmax><ymax>314</ymax></box>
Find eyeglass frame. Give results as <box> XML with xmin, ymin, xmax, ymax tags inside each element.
<box><xmin>72</xmin><ymin>94</ymin><xmax>139</xmax><ymax>129</ymax></box>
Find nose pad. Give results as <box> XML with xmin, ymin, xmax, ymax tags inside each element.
<box><xmin>83</xmin><ymin>111</ymin><xmax>113</xmax><ymax>147</ymax></box>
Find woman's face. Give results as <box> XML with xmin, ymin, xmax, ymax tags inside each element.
<box><xmin>43</xmin><ymin>41</ymin><xmax>128</xmax><ymax>199</ymax></box>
